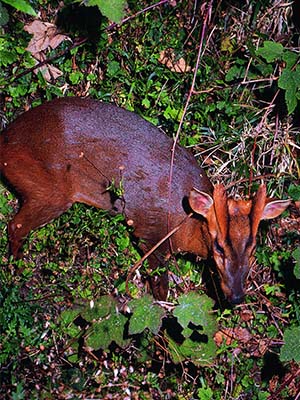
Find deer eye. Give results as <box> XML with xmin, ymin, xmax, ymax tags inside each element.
<box><xmin>214</xmin><ymin>240</ymin><xmax>224</xmax><ymax>256</ymax></box>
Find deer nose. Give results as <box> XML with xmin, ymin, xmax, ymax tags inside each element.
<box><xmin>229</xmin><ymin>293</ymin><xmax>244</xmax><ymax>305</ymax></box>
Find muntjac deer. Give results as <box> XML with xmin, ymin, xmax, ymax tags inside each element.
<box><xmin>0</xmin><ymin>97</ymin><xmax>290</xmax><ymax>304</ymax></box>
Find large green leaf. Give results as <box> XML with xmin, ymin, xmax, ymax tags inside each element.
<box><xmin>173</xmin><ymin>292</ymin><xmax>216</xmax><ymax>334</ymax></box>
<box><xmin>1</xmin><ymin>0</ymin><xmax>37</xmax><ymax>16</ymax></box>
<box><xmin>167</xmin><ymin>334</ymin><xmax>217</xmax><ymax>367</ymax></box>
<box><xmin>86</xmin><ymin>0</ymin><xmax>126</xmax><ymax>23</ymax></box>
<box><xmin>166</xmin><ymin>292</ymin><xmax>217</xmax><ymax>366</ymax></box>
<box><xmin>128</xmin><ymin>294</ymin><xmax>165</xmax><ymax>335</ymax></box>
<box><xmin>278</xmin><ymin>66</ymin><xmax>300</xmax><ymax>114</ymax></box>
<box><xmin>256</xmin><ymin>41</ymin><xmax>284</xmax><ymax>62</ymax></box>
<box><xmin>81</xmin><ymin>295</ymin><xmax>115</xmax><ymax>322</ymax></box>
<box><xmin>280</xmin><ymin>326</ymin><xmax>300</xmax><ymax>362</ymax></box>
<box><xmin>85</xmin><ymin>311</ymin><xmax>128</xmax><ymax>350</ymax></box>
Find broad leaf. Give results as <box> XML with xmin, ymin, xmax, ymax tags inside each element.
<box><xmin>283</xmin><ymin>50</ymin><xmax>298</xmax><ymax>69</ymax></box>
<box><xmin>1</xmin><ymin>0</ymin><xmax>36</xmax><ymax>16</ymax></box>
<box><xmin>85</xmin><ymin>311</ymin><xmax>128</xmax><ymax>350</ymax></box>
<box><xmin>280</xmin><ymin>326</ymin><xmax>300</xmax><ymax>362</ymax></box>
<box><xmin>173</xmin><ymin>292</ymin><xmax>216</xmax><ymax>334</ymax></box>
<box><xmin>129</xmin><ymin>294</ymin><xmax>165</xmax><ymax>335</ymax></box>
<box><xmin>256</xmin><ymin>41</ymin><xmax>283</xmax><ymax>63</ymax></box>
<box><xmin>86</xmin><ymin>0</ymin><xmax>126</xmax><ymax>23</ymax></box>
<box><xmin>60</xmin><ymin>308</ymin><xmax>81</xmax><ymax>327</ymax></box>
<box><xmin>81</xmin><ymin>295</ymin><xmax>115</xmax><ymax>322</ymax></box>
<box><xmin>167</xmin><ymin>334</ymin><xmax>217</xmax><ymax>367</ymax></box>
<box><xmin>278</xmin><ymin>67</ymin><xmax>300</xmax><ymax>114</ymax></box>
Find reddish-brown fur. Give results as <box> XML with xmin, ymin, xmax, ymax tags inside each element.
<box><xmin>0</xmin><ymin>97</ymin><xmax>290</xmax><ymax>303</ymax></box>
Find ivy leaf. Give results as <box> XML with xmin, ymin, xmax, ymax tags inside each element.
<box><xmin>166</xmin><ymin>292</ymin><xmax>217</xmax><ymax>366</ymax></box>
<box><xmin>256</xmin><ymin>41</ymin><xmax>284</xmax><ymax>63</ymax></box>
<box><xmin>85</xmin><ymin>0</ymin><xmax>126</xmax><ymax>23</ymax></box>
<box><xmin>1</xmin><ymin>0</ymin><xmax>37</xmax><ymax>16</ymax></box>
<box><xmin>173</xmin><ymin>292</ymin><xmax>216</xmax><ymax>334</ymax></box>
<box><xmin>59</xmin><ymin>308</ymin><xmax>82</xmax><ymax>338</ymax></box>
<box><xmin>166</xmin><ymin>334</ymin><xmax>217</xmax><ymax>367</ymax></box>
<box><xmin>81</xmin><ymin>295</ymin><xmax>115</xmax><ymax>322</ymax></box>
<box><xmin>128</xmin><ymin>294</ymin><xmax>165</xmax><ymax>335</ymax></box>
<box><xmin>278</xmin><ymin>67</ymin><xmax>300</xmax><ymax>89</ymax></box>
<box><xmin>283</xmin><ymin>50</ymin><xmax>299</xmax><ymax>69</ymax></box>
<box><xmin>60</xmin><ymin>308</ymin><xmax>81</xmax><ymax>326</ymax></box>
<box><xmin>280</xmin><ymin>326</ymin><xmax>300</xmax><ymax>362</ymax></box>
<box><xmin>85</xmin><ymin>311</ymin><xmax>128</xmax><ymax>350</ymax></box>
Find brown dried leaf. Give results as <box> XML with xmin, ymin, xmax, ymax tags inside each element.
<box><xmin>214</xmin><ymin>327</ymin><xmax>252</xmax><ymax>346</ymax></box>
<box><xmin>239</xmin><ymin>309</ymin><xmax>254</xmax><ymax>322</ymax></box>
<box><xmin>159</xmin><ymin>48</ymin><xmax>191</xmax><ymax>73</ymax></box>
<box><xmin>23</xmin><ymin>20</ymin><xmax>70</xmax><ymax>82</ymax></box>
<box><xmin>31</xmin><ymin>52</ymin><xmax>63</xmax><ymax>82</ymax></box>
<box><xmin>24</xmin><ymin>20</ymin><xmax>69</xmax><ymax>56</ymax></box>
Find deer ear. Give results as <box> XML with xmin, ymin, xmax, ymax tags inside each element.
<box><xmin>262</xmin><ymin>199</ymin><xmax>291</xmax><ymax>220</ymax></box>
<box><xmin>189</xmin><ymin>188</ymin><xmax>214</xmax><ymax>217</ymax></box>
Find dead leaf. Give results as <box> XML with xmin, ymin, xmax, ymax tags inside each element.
<box><xmin>214</xmin><ymin>327</ymin><xmax>252</xmax><ymax>346</ymax></box>
<box><xmin>239</xmin><ymin>309</ymin><xmax>254</xmax><ymax>322</ymax></box>
<box><xmin>24</xmin><ymin>20</ymin><xmax>70</xmax><ymax>82</ymax></box>
<box><xmin>159</xmin><ymin>48</ymin><xmax>191</xmax><ymax>73</ymax></box>
<box><xmin>33</xmin><ymin>52</ymin><xmax>63</xmax><ymax>81</ymax></box>
<box><xmin>24</xmin><ymin>20</ymin><xmax>69</xmax><ymax>55</ymax></box>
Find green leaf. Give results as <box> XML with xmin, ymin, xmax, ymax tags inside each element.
<box><xmin>1</xmin><ymin>0</ymin><xmax>37</xmax><ymax>16</ymax></box>
<box><xmin>0</xmin><ymin>2</ymin><xmax>9</xmax><ymax>26</ymax></box>
<box><xmin>225</xmin><ymin>65</ymin><xmax>245</xmax><ymax>82</ymax></box>
<box><xmin>0</xmin><ymin>49</ymin><xmax>18</xmax><ymax>66</ymax></box>
<box><xmin>166</xmin><ymin>293</ymin><xmax>217</xmax><ymax>366</ymax></box>
<box><xmin>280</xmin><ymin>326</ymin><xmax>300</xmax><ymax>362</ymax></box>
<box><xmin>288</xmin><ymin>183</ymin><xmax>300</xmax><ymax>201</ymax></box>
<box><xmin>85</xmin><ymin>0</ymin><xmax>126</xmax><ymax>23</ymax></box>
<box><xmin>59</xmin><ymin>308</ymin><xmax>82</xmax><ymax>337</ymax></box>
<box><xmin>85</xmin><ymin>311</ymin><xmax>128</xmax><ymax>350</ymax></box>
<box><xmin>256</xmin><ymin>41</ymin><xmax>284</xmax><ymax>63</ymax></box>
<box><xmin>60</xmin><ymin>308</ymin><xmax>81</xmax><ymax>326</ymax></box>
<box><xmin>278</xmin><ymin>66</ymin><xmax>300</xmax><ymax>114</ymax></box>
<box><xmin>278</xmin><ymin>67</ymin><xmax>300</xmax><ymax>89</ymax></box>
<box><xmin>128</xmin><ymin>294</ymin><xmax>165</xmax><ymax>335</ymax></box>
<box><xmin>166</xmin><ymin>333</ymin><xmax>217</xmax><ymax>367</ymax></box>
<box><xmin>81</xmin><ymin>295</ymin><xmax>115</xmax><ymax>322</ymax></box>
<box><xmin>197</xmin><ymin>387</ymin><xmax>214</xmax><ymax>400</ymax></box>
<box><xmin>292</xmin><ymin>247</ymin><xmax>300</xmax><ymax>279</ymax></box>
<box><xmin>173</xmin><ymin>292</ymin><xmax>216</xmax><ymax>333</ymax></box>
<box><xmin>282</xmin><ymin>50</ymin><xmax>299</xmax><ymax>69</ymax></box>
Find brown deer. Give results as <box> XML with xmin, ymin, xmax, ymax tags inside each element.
<box><xmin>0</xmin><ymin>97</ymin><xmax>290</xmax><ymax>303</ymax></box>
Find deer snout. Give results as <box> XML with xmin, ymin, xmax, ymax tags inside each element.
<box><xmin>219</xmin><ymin>263</ymin><xmax>247</xmax><ymax>305</ymax></box>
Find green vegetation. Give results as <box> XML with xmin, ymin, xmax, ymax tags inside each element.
<box><xmin>0</xmin><ymin>0</ymin><xmax>299</xmax><ymax>398</ymax></box>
